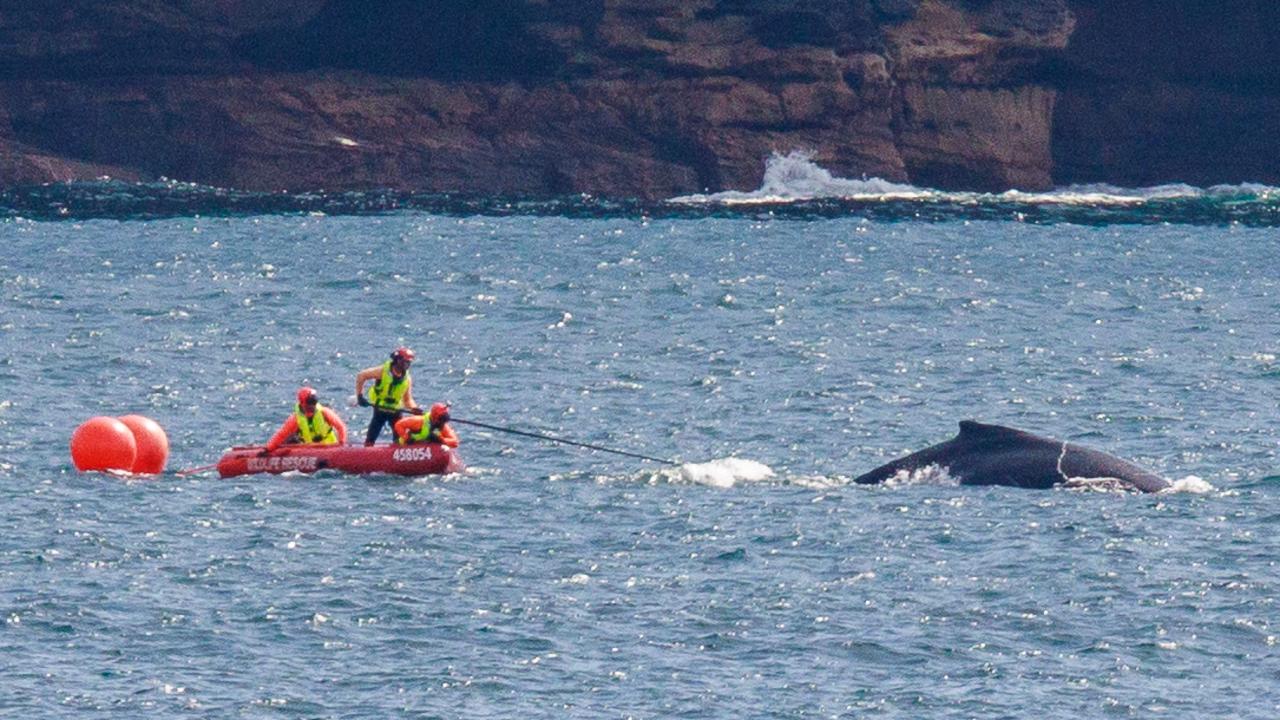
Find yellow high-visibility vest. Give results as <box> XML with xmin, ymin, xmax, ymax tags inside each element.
<box><xmin>294</xmin><ymin>403</ymin><xmax>337</xmax><ymax>444</ymax></box>
<box><xmin>366</xmin><ymin>361</ymin><xmax>410</xmax><ymax>410</ymax></box>
<box><xmin>405</xmin><ymin>418</ymin><xmax>441</xmax><ymax>444</ymax></box>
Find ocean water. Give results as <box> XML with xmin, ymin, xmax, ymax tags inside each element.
<box><xmin>2</xmin><ymin>167</ymin><xmax>1280</xmax><ymax>717</ymax></box>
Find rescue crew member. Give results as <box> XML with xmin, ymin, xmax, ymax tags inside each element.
<box><xmin>260</xmin><ymin>387</ymin><xmax>348</xmax><ymax>455</ymax></box>
<box><xmin>355</xmin><ymin>346</ymin><xmax>420</xmax><ymax>445</ymax></box>
<box><xmin>394</xmin><ymin>402</ymin><xmax>459</xmax><ymax>448</ymax></box>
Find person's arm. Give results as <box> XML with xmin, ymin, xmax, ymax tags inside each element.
<box><xmin>265</xmin><ymin>416</ymin><xmax>299</xmax><ymax>452</ymax></box>
<box><xmin>393</xmin><ymin>416</ymin><xmax>420</xmax><ymax>443</ymax></box>
<box><xmin>354</xmin><ymin>366</ymin><xmax>380</xmax><ymax>403</ymax></box>
<box><xmin>323</xmin><ymin>407</ymin><xmax>348</xmax><ymax>444</ymax></box>
<box><xmin>437</xmin><ymin>423</ymin><xmax>459</xmax><ymax>448</ymax></box>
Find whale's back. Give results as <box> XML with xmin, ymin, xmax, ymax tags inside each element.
<box><xmin>853</xmin><ymin>420</ymin><xmax>1170</xmax><ymax>492</ymax></box>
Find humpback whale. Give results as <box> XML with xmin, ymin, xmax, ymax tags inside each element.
<box><xmin>853</xmin><ymin>421</ymin><xmax>1170</xmax><ymax>492</ymax></box>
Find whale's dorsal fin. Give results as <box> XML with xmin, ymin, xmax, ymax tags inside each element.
<box><xmin>957</xmin><ymin>420</ymin><xmax>1039</xmax><ymax>444</ymax></box>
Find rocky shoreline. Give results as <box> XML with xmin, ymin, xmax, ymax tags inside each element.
<box><xmin>1</xmin><ymin>1</ymin><xmax>1276</xmax><ymax>198</ymax></box>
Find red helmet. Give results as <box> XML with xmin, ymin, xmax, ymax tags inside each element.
<box><xmin>390</xmin><ymin>347</ymin><xmax>416</xmax><ymax>364</ymax></box>
<box><xmin>429</xmin><ymin>402</ymin><xmax>451</xmax><ymax>424</ymax></box>
<box><xmin>297</xmin><ymin>387</ymin><xmax>318</xmax><ymax>406</ymax></box>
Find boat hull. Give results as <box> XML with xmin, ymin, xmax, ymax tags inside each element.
<box><xmin>217</xmin><ymin>443</ymin><xmax>463</xmax><ymax>478</ymax></box>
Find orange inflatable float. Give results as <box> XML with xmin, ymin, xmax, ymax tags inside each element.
<box><xmin>118</xmin><ymin>415</ymin><xmax>169</xmax><ymax>474</ymax></box>
<box><xmin>70</xmin><ymin>416</ymin><xmax>137</xmax><ymax>472</ymax></box>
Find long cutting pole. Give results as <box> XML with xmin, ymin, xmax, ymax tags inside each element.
<box><xmin>452</xmin><ymin>418</ymin><xmax>679</xmax><ymax>466</ymax></box>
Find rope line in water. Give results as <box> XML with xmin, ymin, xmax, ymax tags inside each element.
<box><xmin>452</xmin><ymin>418</ymin><xmax>679</xmax><ymax>466</ymax></box>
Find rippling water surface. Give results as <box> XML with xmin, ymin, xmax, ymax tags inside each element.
<box><xmin>2</xmin><ymin>208</ymin><xmax>1279</xmax><ymax>717</ymax></box>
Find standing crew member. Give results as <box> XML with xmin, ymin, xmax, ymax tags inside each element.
<box><xmin>355</xmin><ymin>346</ymin><xmax>420</xmax><ymax>445</ymax></box>
<box><xmin>261</xmin><ymin>387</ymin><xmax>348</xmax><ymax>455</ymax></box>
<box><xmin>394</xmin><ymin>402</ymin><xmax>459</xmax><ymax>448</ymax></box>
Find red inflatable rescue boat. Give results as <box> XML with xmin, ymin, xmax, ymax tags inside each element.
<box><xmin>217</xmin><ymin>443</ymin><xmax>463</xmax><ymax>479</ymax></box>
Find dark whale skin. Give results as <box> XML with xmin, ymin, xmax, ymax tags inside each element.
<box><xmin>853</xmin><ymin>421</ymin><xmax>1169</xmax><ymax>493</ymax></box>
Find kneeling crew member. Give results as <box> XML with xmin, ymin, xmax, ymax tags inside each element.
<box><xmin>262</xmin><ymin>387</ymin><xmax>348</xmax><ymax>455</ymax></box>
<box><xmin>394</xmin><ymin>402</ymin><xmax>459</xmax><ymax>448</ymax></box>
<box><xmin>355</xmin><ymin>346</ymin><xmax>420</xmax><ymax>445</ymax></box>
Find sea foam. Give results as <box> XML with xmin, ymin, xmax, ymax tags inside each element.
<box><xmin>1162</xmin><ymin>475</ymin><xmax>1216</xmax><ymax>494</ymax></box>
<box><xmin>674</xmin><ymin>458</ymin><xmax>775</xmax><ymax>488</ymax></box>
<box><xmin>671</xmin><ymin>151</ymin><xmax>927</xmax><ymax>204</ymax></box>
<box><xmin>671</xmin><ymin>151</ymin><xmax>1279</xmax><ymax>207</ymax></box>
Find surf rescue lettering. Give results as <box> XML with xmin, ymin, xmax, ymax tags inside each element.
<box><xmin>247</xmin><ymin>455</ymin><xmax>320</xmax><ymax>472</ymax></box>
<box><xmin>392</xmin><ymin>447</ymin><xmax>434</xmax><ymax>463</ymax></box>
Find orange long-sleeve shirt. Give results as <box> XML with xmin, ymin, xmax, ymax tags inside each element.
<box><xmin>265</xmin><ymin>407</ymin><xmax>348</xmax><ymax>451</ymax></box>
<box><xmin>393</xmin><ymin>416</ymin><xmax>459</xmax><ymax>447</ymax></box>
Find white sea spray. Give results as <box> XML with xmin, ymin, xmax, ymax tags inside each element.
<box><xmin>670</xmin><ymin>151</ymin><xmax>1277</xmax><ymax>207</ymax></box>
<box><xmin>882</xmin><ymin>463</ymin><xmax>958</xmax><ymax>487</ymax></box>
<box><xmin>673</xmin><ymin>458</ymin><xmax>775</xmax><ymax>488</ymax></box>
<box><xmin>1161</xmin><ymin>475</ymin><xmax>1215</xmax><ymax>494</ymax></box>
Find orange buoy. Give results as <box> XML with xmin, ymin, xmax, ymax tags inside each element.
<box><xmin>70</xmin><ymin>416</ymin><xmax>137</xmax><ymax>473</ymax></box>
<box><xmin>118</xmin><ymin>414</ymin><xmax>169</xmax><ymax>474</ymax></box>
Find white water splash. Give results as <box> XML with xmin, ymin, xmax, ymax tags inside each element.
<box><xmin>670</xmin><ymin>151</ymin><xmax>1279</xmax><ymax>206</ymax></box>
<box><xmin>1161</xmin><ymin>476</ymin><xmax>1215</xmax><ymax>494</ymax></box>
<box><xmin>787</xmin><ymin>474</ymin><xmax>853</xmax><ymax>491</ymax></box>
<box><xmin>671</xmin><ymin>151</ymin><xmax>926</xmax><ymax>204</ymax></box>
<box><xmin>673</xmin><ymin>458</ymin><xmax>775</xmax><ymax>489</ymax></box>
<box><xmin>881</xmin><ymin>464</ymin><xmax>958</xmax><ymax>487</ymax></box>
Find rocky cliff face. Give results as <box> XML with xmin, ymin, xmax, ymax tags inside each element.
<box><xmin>0</xmin><ymin>0</ymin><xmax>1274</xmax><ymax>196</ymax></box>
